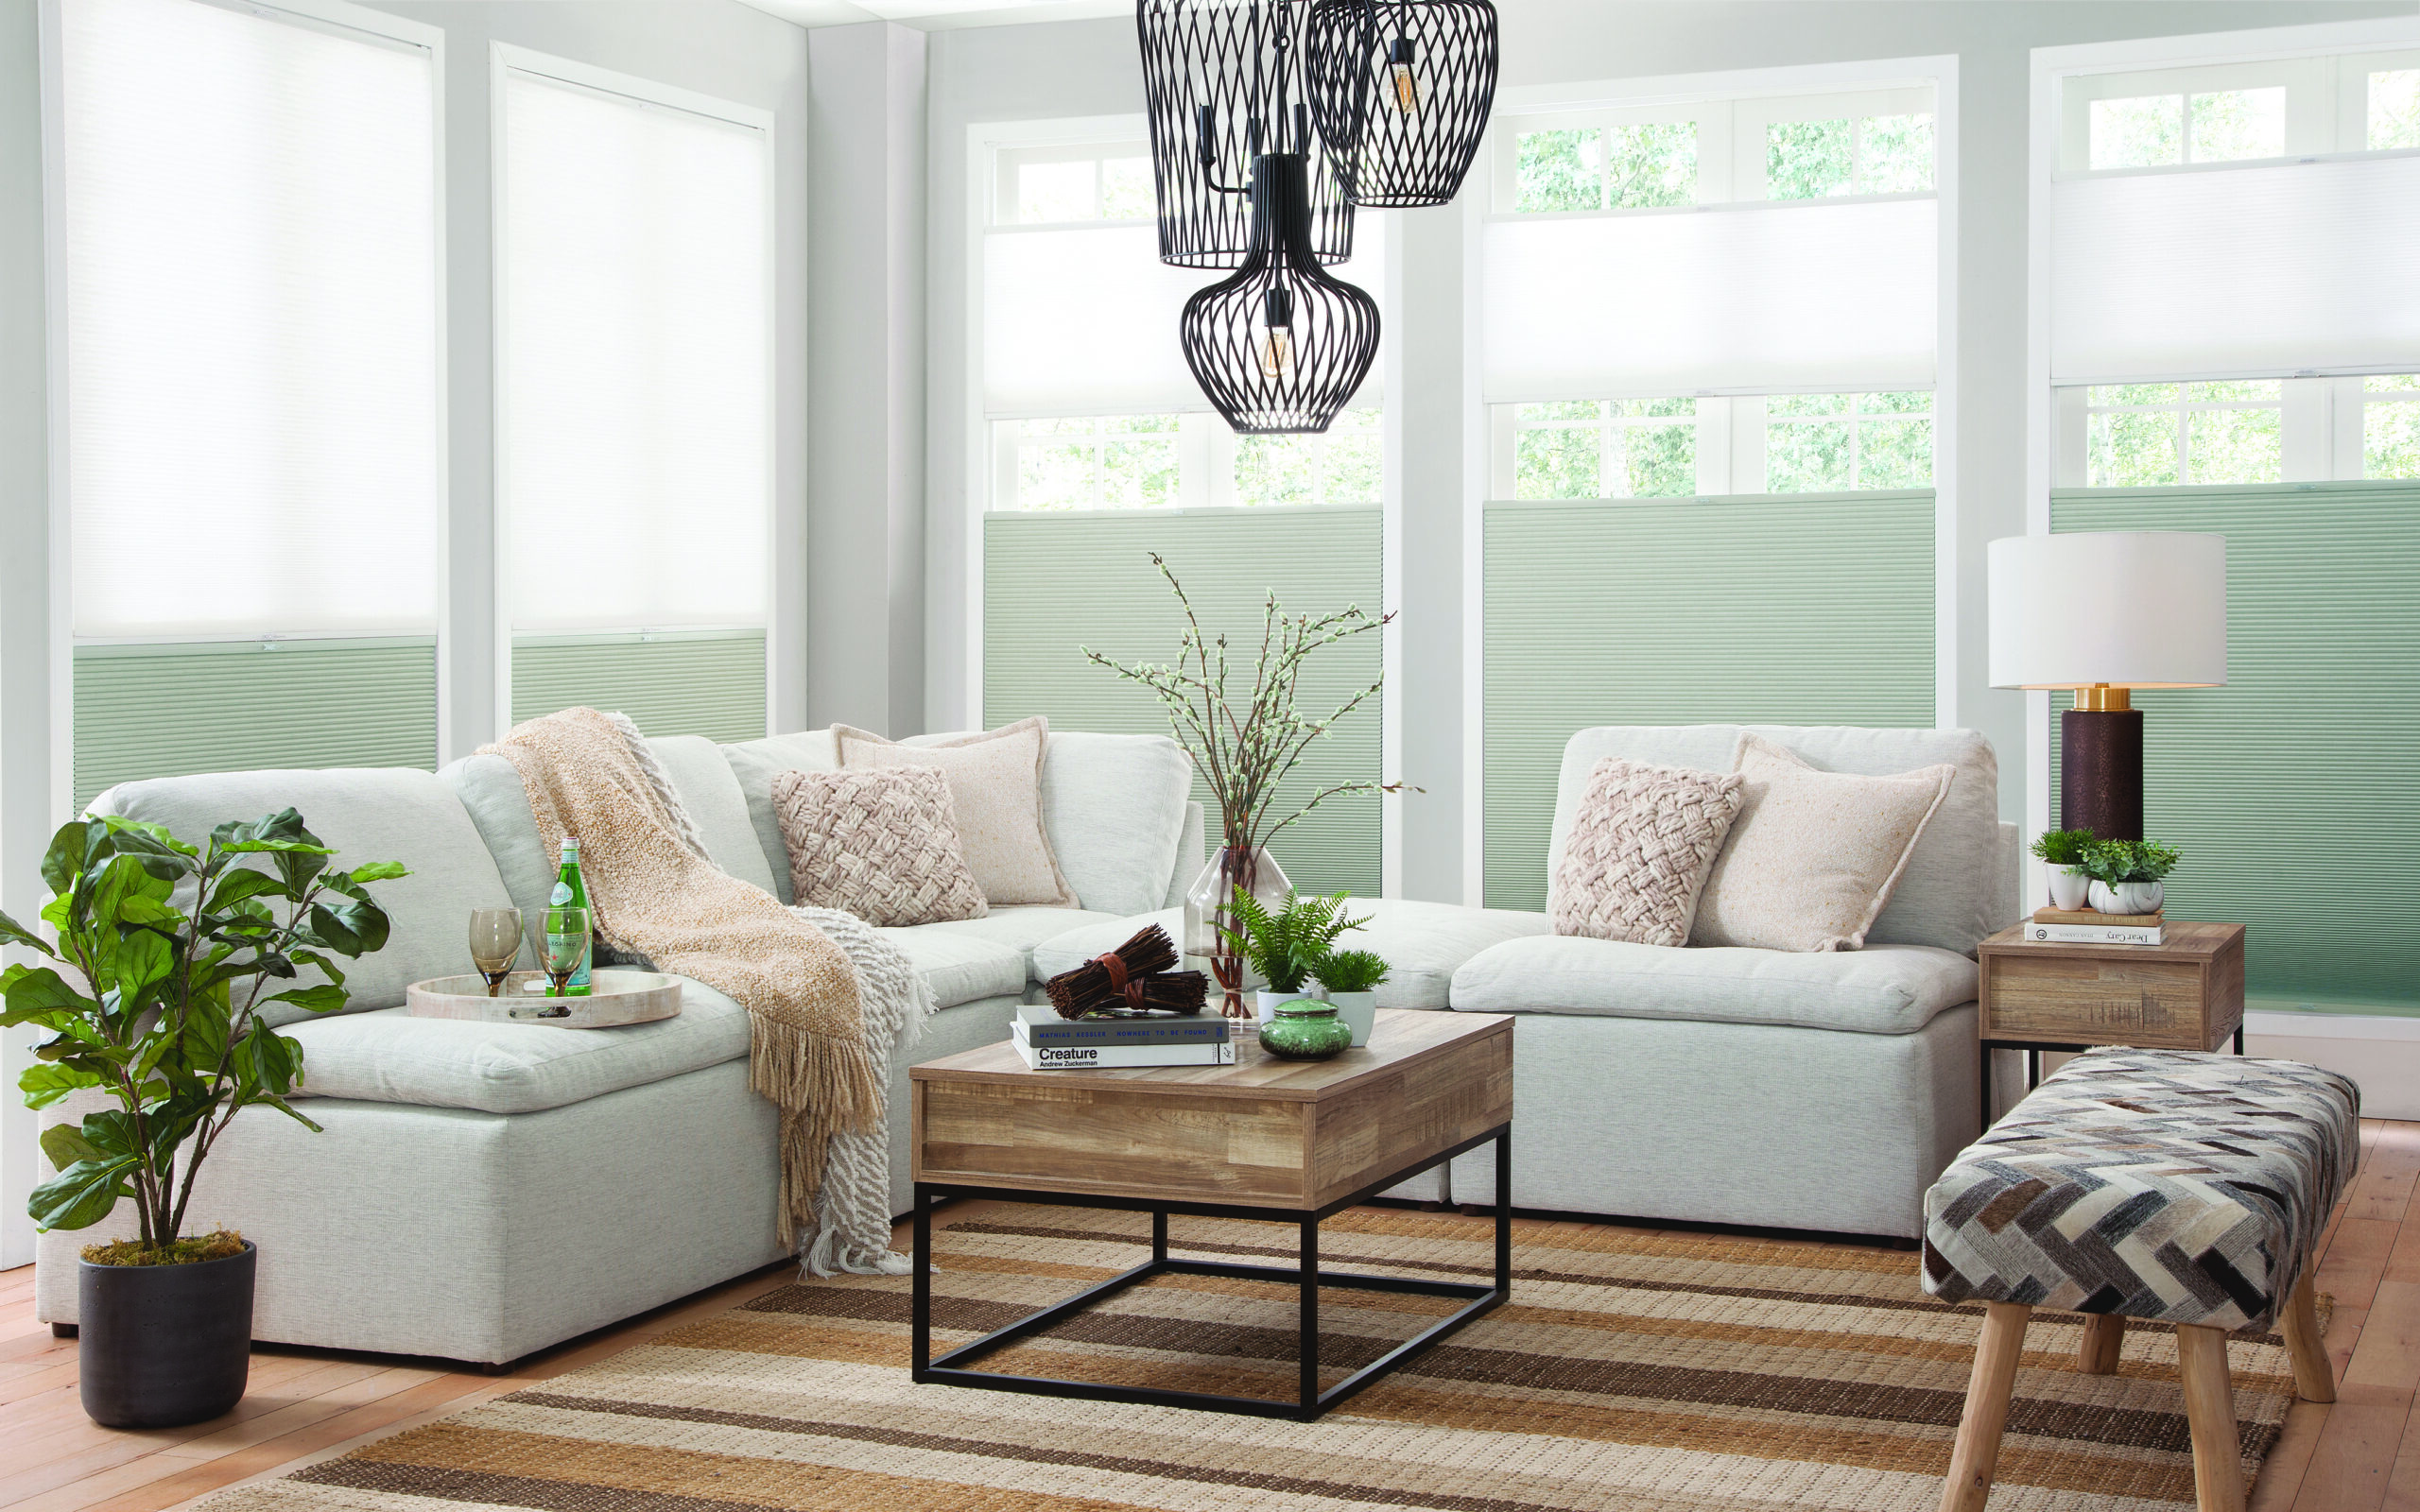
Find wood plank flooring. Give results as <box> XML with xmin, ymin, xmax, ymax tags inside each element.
<box><xmin>6</xmin><ymin>1121</ymin><xmax>2415</xmax><ymax>1512</ymax></box>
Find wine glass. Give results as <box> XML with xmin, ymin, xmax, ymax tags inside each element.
<box><xmin>468</xmin><ymin>909</ymin><xmax>522</xmax><ymax>997</ymax></box>
<box><xmin>539</xmin><ymin>907</ymin><xmax>589</xmax><ymax>996</ymax></box>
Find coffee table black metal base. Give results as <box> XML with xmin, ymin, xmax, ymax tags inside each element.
<box><xmin>910</xmin><ymin>1124</ymin><xmax>1511</xmax><ymax>1421</ymax></box>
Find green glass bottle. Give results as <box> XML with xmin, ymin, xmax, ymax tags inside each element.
<box><xmin>547</xmin><ymin>835</ymin><xmax>593</xmax><ymax>996</ymax></box>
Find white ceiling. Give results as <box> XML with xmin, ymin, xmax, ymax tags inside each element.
<box><xmin>735</xmin><ymin>0</ymin><xmax>1128</xmax><ymax>31</ymax></box>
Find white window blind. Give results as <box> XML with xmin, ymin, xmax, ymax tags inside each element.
<box><xmin>60</xmin><ymin>0</ymin><xmax>441</xmax><ymax>640</ymax></box>
<box><xmin>981</xmin><ymin>182</ymin><xmax>1385</xmax><ymax>418</ymax></box>
<box><xmin>1481</xmin><ymin>201</ymin><xmax>1937</xmax><ymax>401</ymax></box>
<box><xmin>499</xmin><ymin>66</ymin><xmax>770</xmax><ymax>633</ymax></box>
<box><xmin>2048</xmin><ymin>157</ymin><xmax>2420</xmax><ymax>383</ymax></box>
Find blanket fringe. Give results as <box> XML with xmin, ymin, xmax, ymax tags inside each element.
<box><xmin>751</xmin><ymin>1017</ymin><xmax>886</xmax><ymax>1247</ymax></box>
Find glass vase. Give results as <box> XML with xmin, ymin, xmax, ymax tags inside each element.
<box><xmin>1182</xmin><ymin>844</ymin><xmax>1291</xmax><ymax>1019</ymax></box>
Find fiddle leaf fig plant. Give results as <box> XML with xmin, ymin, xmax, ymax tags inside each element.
<box><xmin>0</xmin><ymin>811</ymin><xmax>406</xmax><ymax>1258</ymax></box>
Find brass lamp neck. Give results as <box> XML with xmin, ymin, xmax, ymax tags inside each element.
<box><xmin>2074</xmin><ymin>684</ymin><xmax>2132</xmax><ymax>712</ymax></box>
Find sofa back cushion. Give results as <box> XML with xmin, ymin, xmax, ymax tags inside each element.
<box><xmin>90</xmin><ymin>767</ymin><xmax>515</xmax><ymax>1025</ymax></box>
<box><xmin>724</xmin><ymin>728</ymin><xmax>1192</xmax><ymax>919</ymax></box>
<box><xmin>1549</xmin><ymin>726</ymin><xmax>2004</xmax><ymax>956</ymax></box>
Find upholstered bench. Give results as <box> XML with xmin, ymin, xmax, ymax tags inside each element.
<box><xmin>1922</xmin><ymin>1046</ymin><xmax>2359</xmax><ymax>1512</ymax></box>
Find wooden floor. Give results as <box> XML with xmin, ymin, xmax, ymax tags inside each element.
<box><xmin>6</xmin><ymin>1120</ymin><xmax>2417</xmax><ymax>1512</ymax></box>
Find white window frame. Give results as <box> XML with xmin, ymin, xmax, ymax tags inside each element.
<box><xmin>1464</xmin><ymin>55</ymin><xmax>1961</xmax><ymax>904</ymax></box>
<box><xmin>2354</xmin><ymin>377</ymin><xmax>2420</xmax><ymax>478</ymax></box>
<box><xmin>2025</xmin><ymin>13</ymin><xmax>2420</xmax><ymax>899</ymax></box>
<box><xmin>1489</xmin><ymin>388</ymin><xmax>1939</xmax><ymax>499</ymax></box>
<box><xmin>2057</xmin><ymin>47</ymin><xmax>2420</xmax><ymax>174</ymax></box>
<box><xmin>994</xmin><ymin>139</ymin><xmax>1153</xmax><ymax>227</ymax></box>
<box><xmin>488</xmin><ymin>43</ymin><xmax>777</xmax><ymax>742</ymax></box>
<box><xmin>988</xmin><ymin>407</ymin><xmax>1387</xmax><ymax>513</ymax></box>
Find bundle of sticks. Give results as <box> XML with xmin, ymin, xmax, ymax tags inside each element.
<box><xmin>1043</xmin><ymin>923</ymin><xmax>1209</xmax><ymax>1019</ymax></box>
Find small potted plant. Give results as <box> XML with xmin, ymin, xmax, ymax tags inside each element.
<box><xmin>1311</xmin><ymin>949</ymin><xmax>1389</xmax><ymax>1047</ymax></box>
<box><xmin>1219</xmin><ymin>886</ymin><xmax>1366</xmax><ymax>1023</ymax></box>
<box><xmin>2083</xmin><ymin>838</ymin><xmax>2180</xmax><ymax>917</ymax></box>
<box><xmin>2030</xmin><ymin>828</ymin><xmax>2096</xmax><ymax>911</ymax></box>
<box><xmin>2</xmin><ymin>810</ymin><xmax>404</xmax><ymax>1429</ymax></box>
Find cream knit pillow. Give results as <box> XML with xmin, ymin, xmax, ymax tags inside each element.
<box><xmin>832</xmin><ymin>716</ymin><xmax>1080</xmax><ymax>908</ymax></box>
<box><xmin>1552</xmin><ymin>758</ymin><xmax>1747</xmax><ymax>948</ymax></box>
<box><xmin>771</xmin><ymin>766</ymin><xmax>987</xmax><ymax>927</ymax></box>
<box><xmin>1690</xmin><ymin>732</ymin><xmax>1955</xmax><ymax>953</ymax></box>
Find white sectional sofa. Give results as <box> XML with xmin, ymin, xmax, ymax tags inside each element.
<box><xmin>36</xmin><ymin>722</ymin><xmax>2014</xmax><ymax>1366</ymax></box>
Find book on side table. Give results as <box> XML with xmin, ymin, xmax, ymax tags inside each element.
<box><xmin>2027</xmin><ymin>908</ymin><xmax>2165</xmax><ymax>946</ymax></box>
<box><xmin>1011</xmin><ymin>1003</ymin><xmax>1235</xmax><ymax>1070</ymax></box>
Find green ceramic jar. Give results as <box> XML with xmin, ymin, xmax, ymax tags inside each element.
<box><xmin>1257</xmin><ymin>999</ymin><xmax>1354</xmax><ymax>1060</ymax></box>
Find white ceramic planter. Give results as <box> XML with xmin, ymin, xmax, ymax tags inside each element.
<box><xmin>2046</xmin><ymin>864</ymin><xmax>2090</xmax><ymax>912</ymax></box>
<box><xmin>2089</xmin><ymin>879</ymin><xmax>2164</xmax><ymax>915</ymax></box>
<box><xmin>1322</xmin><ymin>991</ymin><xmax>1378</xmax><ymax>1047</ymax></box>
<box><xmin>1255</xmin><ymin>989</ymin><xmax>1317</xmax><ymax>1025</ymax></box>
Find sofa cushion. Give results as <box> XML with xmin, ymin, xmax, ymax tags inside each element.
<box><xmin>1032</xmin><ymin>900</ymin><xmax>1553</xmax><ymax>1010</ymax></box>
<box><xmin>282</xmin><ymin>975</ymin><xmax>752</xmax><ymax>1113</ymax></box>
<box><xmin>1549</xmin><ymin>726</ymin><xmax>2004</xmax><ymax>956</ymax></box>
<box><xmin>870</xmin><ymin>927</ymin><xmax>1028</xmax><ymax>1008</ymax></box>
<box><xmin>909</xmin><ymin>730</ymin><xmax>1191</xmax><ymax>919</ymax></box>
<box><xmin>648</xmin><ymin>735</ymin><xmax>782</xmax><ymax>895</ymax></box>
<box><xmin>1450</xmin><ymin>935</ymin><xmax>1977</xmax><ymax>1035</ymax></box>
<box><xmin>720</xmin><ymin>730</ymin><xmax>840</xmax><ymax>904</ymax></box>
<box><xmin>899</xmin><ymin>905</ymin><xmax>1129</xmax><ymax>983</ymax></box>
<box><xmin>92</xmin><ymin>767</ymin><xmax>514</xmax><ymax>1026</ymax></box>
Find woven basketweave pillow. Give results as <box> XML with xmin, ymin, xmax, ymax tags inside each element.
<box><xmin>770</xmin><ymin>766</ymin><xmax>988</xmax><ymax>928</ymax></box>
<box><xmin>1551</xmin><ymin>758</ymin><xmax>1748</xmax><ymax>948</ymax></box>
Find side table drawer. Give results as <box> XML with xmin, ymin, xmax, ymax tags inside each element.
<box><xmin>1981</xmin><ymin>954</ymin><xmax>2218</xmax><ymax>1049</ymax></box>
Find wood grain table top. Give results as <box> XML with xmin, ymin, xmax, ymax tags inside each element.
<box><xmin>911</xmin><ymin>1006</ymin><xmax>1512</xmax><ymax>1103</ymax></box>
<box><xmin>1979</xmin><ymin>920</ymin><xmax>2245</xmax><ymax>964</ymax></box>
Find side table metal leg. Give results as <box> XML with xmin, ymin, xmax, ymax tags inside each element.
<box><xmin>1152</xmin><ymin>1209</ymin><xmax>1167</xmax><ymax>1264</ymax></box>
<box><xmin>2235</xmin><ymin>1024</ymin><xmax>2245</xmax><ymax>1056</ymax></box>
<box><xmin>1979</xmin><ymin>1047</ymin><xmax>1995</xmax><ymax>1133</ymax></box>
<box><xmin>911</xmin><ymin>1187</ymin><xmax>932</xmax><ymax>1380</ymax></box>
<box><xmin>1299</xmin><ymin>1217</ymin><xmax>1321</xmax><ymax>1417</ymax></box>
<box><xmin>2026</xmin><ymin>1048</ymin><xmax>2041</xmax><ymax>1090</ymax></box>
<box><xmin>1495</xmin><ymin>1127</ymin><xmax>1512</xmax><ymax>1299</ymax></box>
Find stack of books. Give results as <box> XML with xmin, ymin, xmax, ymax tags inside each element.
<box><xmin>1011</xmin><ymin>1003</ymin><xmax>1235</xmax><ymax>1069</ymax></box>
<box><xmin>2026</xmin><ymin>907</ymin><xmax>2164</xmax><ymax>946</ymax></box>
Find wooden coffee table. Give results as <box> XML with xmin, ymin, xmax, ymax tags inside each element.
<box><xmin>908</xmin><ymin>1007</ymin><xmax>1513</xmax><ymax>1420</ymax></box>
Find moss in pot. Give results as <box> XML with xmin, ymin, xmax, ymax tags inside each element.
<box><xmin>3</xmin><ymin>810</ymin><xmax>405</xmax><ymax>1428</ymax></box>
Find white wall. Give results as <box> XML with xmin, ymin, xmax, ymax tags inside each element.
<box><xmin>920</xmin><ymin>0</ymin><xmax>2411</xmax><ymax>906</ymax></box>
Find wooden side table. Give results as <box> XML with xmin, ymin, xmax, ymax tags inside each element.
<box><xmin>1976</xmin><ymin>920</ymin><xmax>2246</xmax><ymax>1129</ymax></box>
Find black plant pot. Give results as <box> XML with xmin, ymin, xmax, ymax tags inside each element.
<box><xmin>78</xmin><ymin>1242</ymin><xmax>256</xmax><ymax>1429</ymax></box>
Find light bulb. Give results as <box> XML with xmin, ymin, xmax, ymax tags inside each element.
<box><xmin>1257</xmin><ymin>286</ymin><xmax>1296</xmax><ymax>380</ymax></box>
<box><xmin>1387</xmin><ymin>39</ymin><xmax>1419</xmax><ymax>114</ymax></box>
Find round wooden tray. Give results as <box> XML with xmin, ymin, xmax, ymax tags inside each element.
<box><xmin>406</xmin><ymin>969</ymin><xmax>683</xmax><ymax>1028</ymax></box>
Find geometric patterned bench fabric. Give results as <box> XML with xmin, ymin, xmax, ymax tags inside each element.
<box><xmin>1923</xmin><ymin>1046</ymin><xmax>2360</xmax><ymax>1332</ymax></box>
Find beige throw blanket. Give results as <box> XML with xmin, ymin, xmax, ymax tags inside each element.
<box><xmin>484</xmin><ymin>708</ymin><xmax>879</xmax><ymax>1250</ymax></box>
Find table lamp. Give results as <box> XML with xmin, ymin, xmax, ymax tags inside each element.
<box><xmin>1987</xmin><ymin>532</ymin><xmax>2226</xmax><ymax>840</ymax></box>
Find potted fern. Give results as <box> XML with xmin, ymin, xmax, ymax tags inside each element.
<box><xmin>1</xmin><ymin>810</ymin><xmax>405</xmax><ymax>1429</ymax></box>
<box><xmin>2030</xmin><ymin>828</ymin><xmax>2095</xmax><ymax>911</ymax></box>
<box><xmin>1218</xmin><ymin>888</ymin><xmax>1366</xmax><ymax>1024</ymax></box>
<box><xmin>2083</xmin><ymin>838</ymin><xmax>2180</xmax><ymax>916</ymax></box>
<box><xmin>1311</xmin><ymin>949</ymin><xmax>1389</xmax><ymax>1047</ymax></box>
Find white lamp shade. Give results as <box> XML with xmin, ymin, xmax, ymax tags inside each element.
<box><xmin>1988</xmin><ymin>532</ymin><xmax>2226</xmax><ymax>690</ymax></box>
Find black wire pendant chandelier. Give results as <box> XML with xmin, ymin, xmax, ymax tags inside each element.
<box><xmin>1141</xmin><ymin>0</ymin><xmax>1495</xmax><ymax>434</ymax></box>
<box><xmin>1306</xmin><ymin>0</ymin><xmax>1498</xmax><ymax>208</ymax></box>
<box><xmin>1179</xmin><ymin>150</ymin><xmax>1380</xmax><ymax>435</ymax></box>
<box><xmin>1137</xmin><ymin>0</ymin><xmax>1359</xmax><ymax>268</ymax></box>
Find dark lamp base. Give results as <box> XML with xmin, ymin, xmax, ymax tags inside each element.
<box><xmin>2060</xmin><ymin>708</ymin><xmax>2143</xmax><ymax>841</ymax></box>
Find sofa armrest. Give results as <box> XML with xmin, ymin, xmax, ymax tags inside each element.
<box><xmin>1996</xmin><ymin>821</ymin><xmax>2021</xmax><ymax>936</ymax></box>
<box><xmin>1164</xmin><ymin>800</ymin><xmax>1205</xmax><ymax>910</ymax></box>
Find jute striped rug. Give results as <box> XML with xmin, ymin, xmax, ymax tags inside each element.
<box><xmin>208</xmin><ymin>1204</ymin><xmax>2315</xmax><ymax>1512</ymax></box>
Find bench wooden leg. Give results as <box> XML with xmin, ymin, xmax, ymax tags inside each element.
<box><xmin>2280</xmin><ymin>1276</ymin><xmax>2334</xmax><ymax>1403</ymax></box>
<box><xmin>2176</xmin><ymin>1323</ymin><xmax>2245</xmax><ymax>1512</ymax></box>
<box><xmin>1939</xmin><ymin>1301</ymin><xmax>2031</xmax><ymax>1512</ymax></box>
<box><xmin>2077</xmin><ymin>1314</ymin><xmax>2125</xmax><ymax>1375</ymax></box>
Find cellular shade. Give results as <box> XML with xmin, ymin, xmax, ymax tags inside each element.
<box><xmin>1481</xmin><ymin>199</ymin><xmax>1937</xmax><ymax>402</ymax></box>
<box><xmin>501</xmin><ymin>69</ymin><xmax>770</xmax><ymax>632</ymax></box>
<box><xmin>983</xmin><ymin>217</ymin><xmax>1384</xmax><ymax>417</ymax></box>
<box><xmin>2049</xmin><ymin>157</ymin><xmax>2420</xmax><ymax>382</ymax></box>
<box><xmin>60</xmin><ymin>0</ymin><xmax>441</xmax><ymax>638</ymax></box>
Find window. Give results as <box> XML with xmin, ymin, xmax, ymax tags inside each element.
<box><xmin>2368</xmin><ymin>375</ymin><xmax>2420</xmax><ymax>477</ymax></box>
<box><xmin>2376</xmin><ymin>68</ymin><xmax>2420</xmax><ymax>148</ymax></box>
<box><xmin>1234</xmin><ymin>408</ymin><xmax>1383</xmax><ymax>507</ymax></box>
<box><xmin>2083</xmin><ymin>382</ymin><xmax>2283</xmax><ymax>487</ymax></box>
<box><xmin>1512</xmin><ymin>123</ymin><xmax>1695</xmax><ymax>213</ymax></box>
<box><xmin>992</xmin><ymin>409</ymin><xmax>1383</xmax><ymax>511</ymax></box>
<box><xmin>2058</xmin><ymin>47</ymin><xmax>2420</xmax><ymax>171</ymax></box>
<box><xmin>2089</xmin><ymin>88</ymin><xmax>2285</xmax><ymax>167</ymax></box>
<box><xmin>497</xmin><ymin>57</ymin><xmax>772</xmax><ymax>739</ymax></box>
<box><xmin>997</xmin><ymin>143</ymin><xmax>1153</xmax><ymax>224</ymax></box>
<box><xmin>1511</xmin><ymin>399</ymin><xmax>1697</xmax><ymax>499</ymax></box>
<box><xmin>1766</xmin><ymin>391</ymin><xmax>1933</xmax><ymax>490</ymax></box>
<box><xmin>1767</xmin><ymin>112</ymin><xmax>1935</xmax><ymax>198</ymax></box>
<box><xmin>59</xmin><ymin>0</ymin><xmax>443</xmax><ymax>799</ymax></box>
<box><xmin>1008</xmin><ymin>415</ymin><xmax>1184</xmax><ymax>511</ymax></box>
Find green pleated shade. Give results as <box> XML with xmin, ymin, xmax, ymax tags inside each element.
<box><xmin>2050</xmin><ymin>480</ymin><xmax>2420</xmax><ymax>1014</ymax></box>
<box><xmin>983</xmin><ymin>506</ymin><xmax>1382</xmax><ymax>898</ymax></box>
<box><xmin>1484</xmin><ymin>491</ymin><xmax>1937</xmax><ymax>911</ymax></box>
<box><xmin>510</xmin><ymin>630</ymin><xmax>769</xmax><ymax>744</ymax></box>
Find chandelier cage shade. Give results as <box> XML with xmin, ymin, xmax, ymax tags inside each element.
<box><xmin>1138</xmin><ymin>0</ymin><xmax>1359</xmax><ymax>269</ymax></box>
<box><xmin>1306</xmin><ymin>0</ymin><xmax>1497</xmax><ymax>209</ymax></box>
<box><xmin>1179</xmin><ymin>151</ymin><xmax>1380</xmax><ymax>435</ymax></box>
